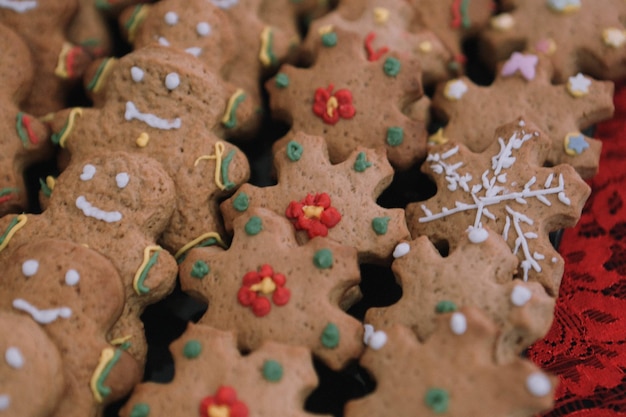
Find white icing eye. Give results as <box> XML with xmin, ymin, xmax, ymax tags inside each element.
<box><xmin>0</xmin><ymin>395</ymin><xmax>9</xmax><ymax>411</ymax></box>
<box><xmin>165</xmin><ymin>72</ymin><xmax>180</xmax><ymax>90</ymax></box>
<box><xmin>392</xmin><ymin>242</ymin><xmax>410</xmax><ymax>258</ymax></box>
<box><xmin>197</xmin><ymin>21</ymin><xmax>211</xmax><ymax>36</ymax></box>
<box><xmin>80</xmin><ymin>164</ymin><xmax>96</xmax><ymax>181</ymax></box>
<box><xmin>449</xmin><ymin>312</ymin><xmax>467</xmax><ymax>335</ymax></box>
<box><xmin>21</xmin><ymin>260</ymin><xmax>39</xmax><ymax>277</ymax></box>
<box><xmin>526</xmin><ymin>372</ymin><xmax>552</xmax><ymax>397</ymax></box>
<box><xmin>116</xmin><ymin>172</ymin><xmax>130</xmax><ymax>189</ymax></box>
<box><xmin>130</xmin><ymin>66</ymin><xmax>144</xmax><ymax>83</ymax></box>
<box><xmin>65</xmin><ymin>269</ymin><xmax>80</xmax><ymax>286</ymax></box>
<box><xmin>164</xmin><ymin>11</ymin><xmax>178</xmax><ymax>25</ymax></box>
<box><xmin>158</xmin><ymin>37</ymin><xmax>170</xmax><ymax>46</ymax></box>
<box><xmin>5</xmin><ymin>347</ymin><xmax>24</xmax><ymax>369</ymax></box>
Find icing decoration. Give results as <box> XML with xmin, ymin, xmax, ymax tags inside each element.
<box><xmin>363</xmin><ymin>324</ymin><xmax>387</xmax><ymax>350</ymax></box>
<box><xmin>164</xmin><ymin>72</ymin><xmax>180</xmax><ymax>90</ymax></box>
<box><xmin>129</xmin><ymin>403</ymin><xmax>150</xmax><ymax>417</ymax></box>
<box><xmin>501</xmin><ymin>52</ymin><xmax>539</xmax><ymax>81</ymax></box>
<box><xmin>603</xmin><ymin>28</ymin><xmax>626</xmax><ymax>48</ymax></box>
<box><xmin>191</xmin><ymin>260</ymin><xmax>210</xmax><ymax>279</ymax></box>
<box><xmin>312</xmin><ymin>84</ymin><xmax>355</xmax><ymax>125</ymax></box>
<box><xmin>0</xmin><ymin>214</ymin><xmax>27</xmax><ymax>253</ymax></box>
<box><xmin>373</xmin><ymin>7</ymin><xmax>389</xmax><ymax>25</ymax></box>
<box><xmin>450</xmin><ymin>312</ymin><xmax>467</xmax><ymax>335</ymax></box>
<box><xmin>534</xmin><ymin>38</ymin><xmax>557</xmax><ymax>55</ymax></box>
<box><xmin>285</xmin><ymin>193</ymin><xmax>342</xmax><ymax>238</ymax></box>
<box><xmin>164</xmin><ymin>11</ymin><xmax>178</xmax><ymax>25</ymax></box>
<box><xmin>110</xmin><ymin>335</ymin><xmax>132</xmax><ymax>349</ymax></box>
<box><xmin>547</xmin><ymin>0</ymin><xmax>581</xmax><ymax>13</ymax></box>
<box><xmin>183</xmin><ymin>340</ymin><xmax>202</xmax><ymax>358</ymax></box>
<box><xmin>87</xmin><ymin>58</ymin><xmax>118</xmax><ymax>93</ymax></box>
<box><xmin>237</xmin><ymin>264</ymin><xmax>290</xmax><ymax>317</ymax></box>
<box><xmin>275</xmin><ymin>73</ymin><xmax>289</xmax><ymax>88</ymax></box>
<box><xmin>125</xmin><ymin>101</ymin><xmax>182</xmax><ymax>130</ymax></box>
<box><xmin>321</xmin><ymin>31</ymin><xmax>338</xmax><ymax>47</ymax></box>
<box><xmin>444</xmin><ymin>79</ymin><xmax>468</xmax><ymax>101</ymax></box>
<box><xmin>419</xmin><ymin>41</ymin><xmax>433</xmax><ymax>52</ymax></box>
<box><xmin>116</xmin><ymin>172</ymin><xmax>130</xmax><ymax>189</ymax></box>
<box><xmin>124</xmin><ymin>6</ymin><xmax>149</xmax><ymax>43</ymax></box>
<box><xmin>12</xmin><ymin>298</ymin><xmax>71</xmax><ymax>324</ymax></box>
<box><xmin>244</xmin><ymin>216</ymin><xmax>263</xmax><ymax>236</ymax></box>
<box><xmin>90</xmin><ymin>347</ymin><xmax>123</xmax><ymax>403</ymax></box>
<box><xmin>428</xmin><ymin>129</ymin><xmax>449</xmax><ymax>145</ymax></box>
<box><xmin>321</xmin><ymin>323</ymin><xmax>340</xmax><ymax>348</ymax></box>
<box><xmin>371</xmin><ymin>217</ymin><xmax>390</xmax><ymax>235</ymax></box>
<box><xmin>0</xmin><ymin>395</ymin><xmax>9</xmax><ymax>410</ymax></box>
<box><xmin>129</xmin><ymin>66</ymin><xmax>144</xmax><ymax>83</ymax></box>
<box><xmin>526</xmin><ymin>372</ymin><xmax>552</xmax><ymax>397</ymax></box>
<box><xmin>392</xmin><ymin>242</ymin><xmax>410</xmax><ymax>258</ymax></box>
<box><xmin>564</xmin><ymin>132</ymin><xmax>589</xmax><ymax>155</ymax></box>
<box><xmin>354</xmin><ymin>152</ymin><xmax>372</xmax><ymax>172</ymax></box>
<box><xmin>313</xmin><ymin>249</ymin><xmax>333</xmax><ymax>269</ymax></box>
<box><xmin>210</xmin><ymin>0</ymin><xmax>239</xmax><ymax>9</ymax></box>
<box><xmin>21</xmin><ymin>259</ymin><xmax>39</xmax><ymax>277</ymax></box>
<box><xmin>233</xmin><ymin>192</ymin><xmax>249</xmax><ymax>212</ymax></box>
<box><xmin>221</xmin><ymin>89</ymin><xmax>247</xmax><ymax>129</ymax></box>
<box><xmin>200</xmin><ymin>386</ymin><xmax>248</xmax><ymax>417</ymax></box>
<box><xmin>76</xmin><ymin>195</ymin><xmax>123</xmax><ymax>222</ymax></box>
<box><xmin>0</xmin><ymin>0</ymin><xmax>37</xmax><ymax>12</ymax></box>
<box><xmin>0</xmin><ymin>188</ymin><xmax>17</xmax><ymax>205</ymax></box>
<box><xmin>193</xmin><ymin>141</ymin><xmax>236</xmax><ymax>190</ymax></box>
<box><xmin>39</xmin><ymin>176</ymin><xmax>55</xmax><ymax>197</ymax></box>
<box><xmin>158</xmin><ymin>37</ymin><xmax>170</xmax><ymax>47</ymax></box>
<box><xmin>424</xmin><ymin>388</ymin><xmax>450</xmax><ymax>413</ymax></box>
<box><xmin>510</xmin><ymin>285</ymin><xmax>533</xmax><ymax>306</ymax></box>
<box><xmin>490</xmin><ymin>13</ymin><xmax>514</xmax><ymax>31</ymax></box>
<box><xmin>383</xmin><ymin>57</ymin><xmax>401</xmax><ymax>77</ymax></box>
<box><xmin>15</xmin><ymin>112</ymin><xmax>40</xmax><ymax>147</ymax></box>
<box><xmin>259</xmin><ymin>27</ymin><xmax>277</xmax><ymax>67</ymax></box>
<box><xmin>567</xmin><ymin>73</ymin><xmax>591</xmax><ymax>97</ymax></box>
<box><xmin>133</xmin><ymin>245</ymin><xmax>162</xmax><ymax>295</ymax></box>
<box><xmin>435</xmin><ymin>300</ymin><xmax>458</xmax><ymax>313</ymax></box>
<box><xmin>65</xmin><ymin>269</ymin><xmax>80</xmax><ymax>286</ymax></box>
<box><xmin>386</xmin><ymin>127</ymin><xmax>404</xmax><ymax>146</ymax></box>
<box><xmin>51</xmin><ymin>107</ymin><xmax>83</xmax><ymax>147</ymax></box>
<box><xmin>174</xmin><ymin>231</ymin><xmax>226</xmax><ymax>260</ymax></box>
<box><xmin>451</xmin><ymin>0</ymin><xmax>472</xmax><ymax>29</ymax></box>
<box><xmin>262</xmin><ymin>360</ymin><xmax>283</xmax><ymax>382</ymax></box>
<box><xmin>467</xmin><ymin>226</ymin><xmax>488</xmax><ymax>243</ymax></box>
<box><xmin>136</xmin><ymin>132</ymin><xmax>150</xmax><ymax>147</ymax></box>
<box><xmin>54</xmin><ymin>42</ymin><xmax>84</xmax><ymax>79</ymax></box>
<box><xmin>5</xmin><ymin>347</ymin><xmax>24</xmax><ymax>369</ymax></box>
<box><xmin>197</xmin><ymin>22</ymin><xmax>211</xmax><ymax>37</ymax></box>
<box><xmin>364</xmin><ymin>32</ymin><xmax>389</xmax><ymax>62</ymax></box>
<box><xmin>286</xmin><ymin>140</ymin><xmax>304</xmax><ymax>161</ymax></box>
<box><xmin>80</xmin><ymin>164</ymin><xmax>97</xmax><ymax>181</ymax></box>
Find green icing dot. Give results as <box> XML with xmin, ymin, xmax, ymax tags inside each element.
<box><xmin>262</xmin><ymin>360</ymin><xmax>284</xmax><ymax>382</ymax></box>
<box><xmin>383</xmin><ymin>57</ymin><xmax>401</xmax><ymax>77</ymax></box>
<box><xmin>353</xmin><ymin>152</ymin><xmax>372</xmax><ymax>172</ymax></box>
<box><xmin>245</xmin><ymin>216</ymin><xmax>263</xmax><ymax>235</ymax></box>
<box><xmin>321</xmin><ymin>323</ymin><xmax>340</xmax><ymax>348</ymax></box>
<box><xmin>321</xmin><ymin>32</ymin><xmax>337</xmax><ymax>47</ymax></box>
<box><xmin>286</xmin><ymin>140</ymin><xmax>304</xmax><ymax>161</ymax></box>
<box><xmin>435</xmin><ymin>300</ymin><xmax>458</xmax><ymax>314</ymax></box>
<box><xmin>386</xmin><ymin>127</ymin><xmax>404</xmax><ymax>147</ymax></box>
<box><xmin>424</xmin><ymin>388</ymin><xmax>450</xmax><ymax>413</ymax></box>
<box><xmin>233</xmin><ymin>192</ymin><xmax>250</xmax><ymax>212</ymax></box>
<box><xmin>275</xmin><ymin>72</ymin><xmax>290</xmax><ymax>88</ymax></box>
<box><xmin>129</xmin><ymin>403</ymin><xmax>150</xmax><ymax>417</ymax></box>
<box><xmin>313</xmin><ymin>249</ymin><xmax>333</xmax><ymax>269</ymax></box>
<box><xmin>371</xmin><ymin>217</ymin><xmax>391</xmax><ymax>235</ymax></box>
<box><xmin>190</xmin><ymin>261</ymin><xmax>209</xmax><ymax>279</ymax></box>
<box><xmin>183</xmin><ymin>340</ymin><xmax>202</xmax><ymax>359</ymax></box>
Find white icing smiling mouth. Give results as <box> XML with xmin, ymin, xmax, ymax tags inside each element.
<box><xmin>0</xmin><ymin>0</ymin><xmax>37</xmax><ymax>13</ymax></box>
<box><xmin>125</xmin><ymin>101</ymin><xmax>182</xmax><ymax>130</ymax></box>
<box><xmin>12</xmin><ymin>298</ymin><xmax>72</xmax><ymax>324</ymax></box>
<box><xmin>76</xmin><ymin>195</ymin><xmax>123</xmax><ymax>223</ymax></box>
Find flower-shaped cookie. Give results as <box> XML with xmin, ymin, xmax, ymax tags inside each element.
<box><xmin>346</xmin><ymin>308</ymin><xmax>557</xmax><ymax>417</ymax></box>
<box><xmin>179</xmin><ymin>208</ymin><xmax>364</xmax><ymax>370</ymax></box>
<box><xmin>431</xmin><ymin>51</ymin><xmax>614</xmax><ymax>179</ymax></box>
<box><xmin>221</xmin><ymin>133</ymin><xmax>410</xmax><ymax>264</ymax></box>
<box><xmin>267</xmin><ymin>28</ymin><xmax>427</xmax><ymax>171</ymax></box>
<box><xmin>405</xmin><ymin>119</ymin><xmax>591</xmax><ymax>295</ymax></box>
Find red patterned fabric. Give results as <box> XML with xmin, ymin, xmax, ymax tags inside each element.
<box><xmin>529</xmin><ymin>83</ymin><xmax>626</xmax><ymax>415</ymax></box>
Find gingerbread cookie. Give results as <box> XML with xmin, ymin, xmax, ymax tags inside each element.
<box><xmin>405</xmin><ymin>119</ymin><xmax>591</xmax><ymax>296</ymax></box>
<box><xmin>0</xmin><ymin>23</ymin><xmax>51</xmax><ymax>216</ymax></box>
<box><xmin>431</xmin><ymin>51</ymin><xmax>615</xmax><ymax>179</ymax></box>
<box><xmin>0</xmin><ymin>239</ymin><xmax>142</xmax><ymax>417</ymax></box>
<box><xmin>121</xmin><ymin>323</ymin><xmax>321</xmax><ymax>417</ymax></box>
<box><xmin>67</xmin><ymin>0</ymin><xmax>114</xmax><ymax>58</ymax></box>
<box><xmin>179</xmin><ymin>208</ymin><xmax>364</xmax><ymax>370</ymax></box>
<box><xmin>0</xmin><ymin>152</ymin><xmax>178</xmax><ymax>364</ymax></box>
<box><xmin>267</xmin><ymin>28</ymin><xmax>427</xmax><ymax>171</ymax></box>
<box><xmin>49</xmin><ymin>45</ymin><xmax>252</xmax><ymax>253</ymax></box>
<box><xmin>221</xmin><ymin>132</ymin><xmax>410</xmax><ymax>264</ymax></box>
<box><xmin>480</xmin><ymin>0</ymin><xmax>626</xmax><ymax>82</ymax></box>
<box><xmin>347</xmin><ymin>308</ymin><xmax>556</xmax><ymax>417</ymax></box>
<box><xmin>365</xmin><ymin>228</ymin><xmax>555</xmax><ymax>362</ymax></box>
<box><xmin>0</xmin><ymin>311</ymin><xmax>64</xmax><ymax>417</ymax></box>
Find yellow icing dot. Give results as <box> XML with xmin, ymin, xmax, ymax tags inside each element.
<box><xmin>418</xmin><ymin>41</ymin><xmax>433</xmax><ymax>53</ymax></box>
<box><xmin>326</xmin><ymin>96</ymin><xmax>338</xmax><ymax>118</ymax></box>
<box><xmin>373</xmin><ymin>7</ymin><xmax>389</xmax><ymax>24</ymax></box>
<box><xmin>135</xmin><ymin>132</ymin><xmax>150</xmax><ymax>147</ymax></box>
<box><xmin>490</xmin><ymin>13</ymin><xmax>514</xmax><ymax>31</ymax></box>
<box><xmin>250</xmin><ymin>277</ymin><xmax>277</xmax><ymax>294</ymax></box>
<box><xmin>318</xmin><ymin>24</ymin><xmax>334</xmax><ymax>35</ymax></box>
<box><xmin>303</xmin><ymin>205</ymin><xmax>324</xmax><ymax>219</ymax></box>
<box><xmin>45</xmin><ymin>176</ymin><xmax>56</xmax><ymax>191</ymax></box>
<box><xmin>208</xmin><ymin>405</ymin><xmax>230</xmax><ymax>417</ymax></box>
<box><xmin>428</xmin><ymin>128</ymin><xmax>449</xmax><ymax>145</ymax></box>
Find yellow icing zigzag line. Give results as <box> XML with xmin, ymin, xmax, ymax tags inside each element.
<box><xmin>0</xmin><ymin>214</ymin><xmax>27</xmax><ymax>253</ymax></box>
<box><xmin>90</xmin><ymin>347</ymin><xmax>115</xmax><ymax>403</ymax></box>
<box><xmin>259</xmin><ymin>26</ymin><xmax>275</xmax><ymax>67</ymax></box>
<box><xmin>174</xmin><ymin>232</ymin><xmax>227</xmax><ymax>260</ymax></box>
<box><xmin>132</xmin><ymin>245</ymin><xmax>162</xmax><ymax>295</ymax></box>
<box><xmin>194</xmin><ymin>141</ymin><xmax>227</xmax><ymax>190</ymax></box>
<box><xmin>221</xmin><ymin>89</ymin><xmax>246</xmax><ymax>128</ymax></box>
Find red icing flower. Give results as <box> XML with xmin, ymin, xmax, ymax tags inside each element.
<box><xmin>237</xmin><ymin>264</ymin><xmax>291</xmax><ymax>317</ymax></box>
<box><xmin>285</xmin><ymin>193</ymin><xmax>342</xmax><ymax>238</ymax></box>
<box><xmin>200</xmin><ymin>386</ymin><xmax>248</xmax><ymax>417</ymax></box>
<box><xmin>312</xmin><ymin>84</ymin><xmax>356</xmax><ymax>125</ymax></box>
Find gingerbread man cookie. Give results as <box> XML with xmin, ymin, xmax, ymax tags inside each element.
<box><xmin>179</xmin><ymin>208</ymin><xmax>364</xmax><ymax>371</ymax></box>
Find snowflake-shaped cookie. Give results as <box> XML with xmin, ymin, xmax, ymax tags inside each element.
<box><xmin>480</xmin><ymin>0</ymin><xmax>626</xmax><ymax>81</ymax></box>
<box><xmin>179</xmin><ymin>208</ymin><xmax>364</xmax><ymax>370</ymax></box>
<box><xmin>405</xmin><ymin>119</ymin><xmax>591</xmax><ymax>295</ymax></box>
<box><xmin>267</xmin><ymin>28</ymin><xmax>427</xmax><ymax>171</ymax></box>
<box><xmin>365</xmin><ymin>228</ymin><xmax>555</xmax><ymax>362</ymax></box>
<box><xmin>346</xmin><ymin>308</ymin><xmax>556</xmax><ymax>417</ymax></box>
<box><xmin>221</xmin><ymin>133</ymin><xmax>410</xmax><ymax>264</ymax></box>
<box><xmin>121</xmin><ymin>324</ymin><xmax>321</xmax><ymax>417</ymax></box>
<box><xmin>431</xmin><ymin>51</ymin><xmax>614</xmax><ymax>179</ymax></box>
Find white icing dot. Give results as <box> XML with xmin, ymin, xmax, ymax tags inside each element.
<box><xmin>116</xmin><ymin>172</ymin><xmax>130</xmax><ymax>189</ymax></box>
<box><xmin>65</xmin><ymin>269</ymin><xmax>80</xmax><ymax>286</ymax></box>
<box><xmin>165</xmin><ymin>72</ymin><xmax>180</xmax><ymax>90</ymax></box>
<box><xmin>130</xmin><ymin>66</ymin><xmax>144</xmax><ymax>83</ymax></box>
<box><xmin>450</xmin><ymin>312</ymin><xmax>467</xmax><ymax>335</ymax></box>
<box><xmin>5</xmin><ymin>347</ymin><xmax>24</xmax><ymax>369</ymax></box>
<box><xmin>552</xmin><ymin>257</ymin><xmax>558</xmax><ymax>263</ymax></box>
<box><xmin>21</xmin><ymin>260</ymin><xmax>39</xmax><ymax>277</ymax></box>
<box><xmin>158</xmin><ymin>36</ymin><xmax>170</xmax><ymax>46</ymax></box>
<box><xmin>510</xmin><ymin>285</ymin><xmax>533</xmax><ymax>307</ymax></box>
<box><xmin>80</xmin><ymin>164</ymin><xmax>96</xmax><ymax>181</ymax></box>
<box><xmin>363</xmin><ymin>324</ymin><xmax>374</xmax><ymax>343</ymax></box>
<box><xmin>362</xmin><ymin>324</ymin><xmax>387</xmax><ymax>350</ymax></box>
<box><xmin>0</xmin><ymin>395</ymin><xmax>9</xmax><ymax>411</ymax></box>
<box><xmin>197</xmin><ymin>21</ymin><xmax>211</xmax><ymax>37</ymax></box>
<box><xmin>444</xmin><ymin>79</ymin><xmax>468</xmax><ymax>100</ymax></box>
<box><xmin>526</xmin><ymin>372</ymin><xmax>552</xmax><ymax>397</ymax></box>
<box><xmin>467</xmin><ymin>226</ymin><xmax>488</xmax><ymax>244</ymax></box>
<box><xmin>392</xmin><ymin>242</ymin><xmax>410</xmax><ymax>258</ymax></box>
<box><xmin>164</xmin><ymin>11</ymin><xmax>178</xmax><ymax>25</ymax></box>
